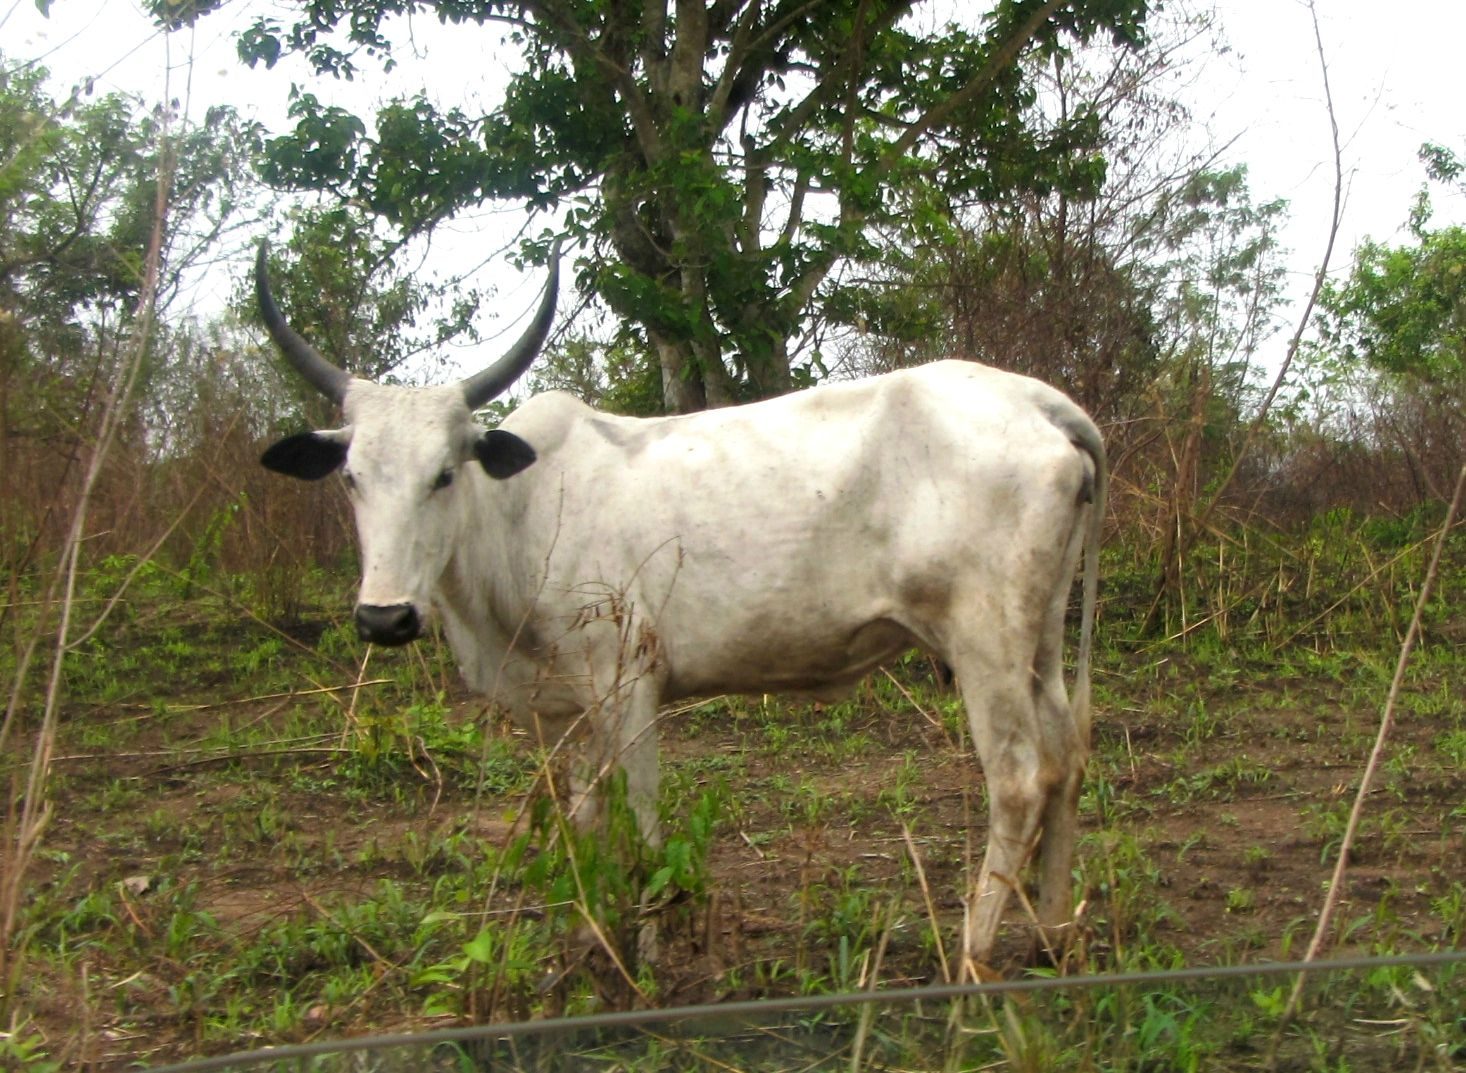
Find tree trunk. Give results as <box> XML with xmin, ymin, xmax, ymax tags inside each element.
<box><xmin>742</xmin><ymin>329</ymin><xmax>792</xmax><ymax>400</ymax></box>
<box><xmin>652</xmin><ymin>331</ymin><xmax>706</xmax><ymax>414</ymax></box>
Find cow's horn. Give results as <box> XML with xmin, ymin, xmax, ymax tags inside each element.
<box><xmin>460</xmin><ymin>241</ymin><xmax>561</xmax><ymax>410</ymax></box>
<box><xmin>255</xmin><ymin>242</ymin><xmax>353</xmax><ymax>404</ymax></box>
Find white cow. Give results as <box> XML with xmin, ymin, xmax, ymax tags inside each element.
<box><xmin>255</xmin><ymin>245</ymin><xmax>1105</xmax><ymax>973</ymax></box>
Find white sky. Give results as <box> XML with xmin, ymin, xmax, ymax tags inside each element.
<box><xmin>1191</xmin><ymin>0</ymin><xmax>1466</xmax><ymax>302</ymax></box>
<box><xmin>6</xmin><ymin>0</ymin><xmax>1466</xmax><ymax>372</ymax></box>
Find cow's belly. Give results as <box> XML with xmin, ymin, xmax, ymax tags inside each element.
<box><xmin>659</xmin><ymin>614</ymin><xmax>919</xmax><ymax>701</ymax></box>
<box><xmin>490</xmin><ymin>674</ymin><xmax>592</xmax><ymax>736</ymax></box>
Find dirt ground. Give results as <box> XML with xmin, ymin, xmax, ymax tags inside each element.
<box><xmin>19</xmin><ymin>638</ymin><xmax>1466</xmax><ymax>1066</ymax></box>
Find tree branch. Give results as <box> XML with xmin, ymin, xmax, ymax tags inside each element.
<box><xmin>883</xmin><ymin>0</ymin><xmax>1064</xmax><ymax>169</ymax></box>
<box><xmin>528</xmin><ymin>0</ymin><xmax>664</xmax><ymax>163</ymax></box>
<box><xmin>707</xmin><ymin>0</ymin><xmax>767</xmax><ymax>130</ymax></box>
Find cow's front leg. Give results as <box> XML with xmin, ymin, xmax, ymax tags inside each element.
<box><xmin>567</xmin><ymin>672</ymin><xmax>663</xmax><ymax>845</ymax></box>
<box><xmin>565</xmin><ymin>671</ymin><xmax>665</xmax><ymax>967</ymax></box>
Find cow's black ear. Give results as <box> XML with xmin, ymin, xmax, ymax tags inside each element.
<box><xmin>474</xmin><ymin>429</ymin><xmax>537</xmax><ymax>479</ymax></box>
<box><xmin>261</xmin><ymin>432</ymin><xmax>347</xmax><ymax>481</ymax></box>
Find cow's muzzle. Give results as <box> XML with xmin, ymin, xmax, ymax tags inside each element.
<box><xmin>355</xmin><ymin>603</ymin><xmax>421</xmax><ymax>646</ymax></box>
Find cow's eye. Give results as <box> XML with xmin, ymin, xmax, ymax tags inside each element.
<box><xmin>342</xmin><ymin>470</ymin><xmax>357</xmax><ymax>492</ymax></box>
<box><xmin>432</xmin><ymin>469</ymin><xmax>454</xmax><ymax>491</ymax></box>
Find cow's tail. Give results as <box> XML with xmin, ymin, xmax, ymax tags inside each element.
<box><xmin>1069</xmin><ymin>419</ymin><xmax>1107</xmax><ymax>747</ymax></box>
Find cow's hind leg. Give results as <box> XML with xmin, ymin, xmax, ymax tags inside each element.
<box><xmin>950</xmin><ymin>646</ymin><xmax>1081</xmax><ymax>976</ymax></box>
<box><xmin>1029</xmin><ymin>531</ymin><xmax>1090</xmax><ymax>963</ymax></box>
<box><xmin>1032</xmin><ymin>668</ymin><xmax>1085</xmax><ymax>961</ymax></box>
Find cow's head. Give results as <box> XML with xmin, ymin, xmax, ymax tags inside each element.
<box><xmin>256</xmin><ymin>243</ymin><xmax>558</xmax><ymax>646</ymax></box>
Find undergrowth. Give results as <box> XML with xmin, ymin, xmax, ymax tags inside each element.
<box><xmin>1</xmin><ymin>511</ymin><xmax>1462</xmax><ymax>1068</ymax></box>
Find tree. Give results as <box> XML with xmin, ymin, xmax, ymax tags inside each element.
<box><xmin>253</xmin><ymin>207</ymin><xmax>484</xmax><ymax>399</ymax></box>
<box><xmin>193</xmin><ymin>0</ymin><xmax>1151</xmax><ymax>412</ymax></box>
<box><xmin>0</xmin><ymin>62</ymin><xmax>255</xmax><ymax>331</ymax></box>
<box><xmin>1316</xmin><ymin>230</ymin><xmax>1466</xmax><ymax>387</ymax></box>
<box><xmin>1305</xmin><ymin>144</ymin><xmax>1466</xmax><ymax>505</ymax></box>
<box><xmin>0</xmin><ymin>56</ymin><xmax>257</xmax><ymax>577</ymax></box>
<box><xmin>831</xmin><ymin>12</ymin><xmax>1288</xmax><ymax>441</ymax></box>
<box><xmin>1313</xmin><ymin>141</ymin><xmax>1466</xmax><ymax>390</ymax></box>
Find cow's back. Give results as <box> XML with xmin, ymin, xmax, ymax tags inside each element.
<box><xmin>491</xmin><ymin>361</ymin><xmax>1094</xmax><ymax>701</ymax></box>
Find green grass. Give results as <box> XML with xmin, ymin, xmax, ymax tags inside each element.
<box><xmin>3</xmin><ymin>516</ymin><xmax>1464</xmax><ymax>1068</ymax></box>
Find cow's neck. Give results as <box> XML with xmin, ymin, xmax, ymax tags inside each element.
<box><xmin>433</xmin><ymin>469</ymin><xmax>540</xmax><ymax>697</ymax></box>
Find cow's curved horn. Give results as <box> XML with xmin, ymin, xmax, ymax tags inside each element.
<box><xmin>255</xmin><ymin>242</ymin><xmax>353</xmax><ymax>404</ymax></box>
<box><xmin>460</xmin><ymin>242</ymin><xmax>561</xmax><ymax>410</ymax></box>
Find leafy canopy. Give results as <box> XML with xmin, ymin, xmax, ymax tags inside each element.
<box><xmin>0</xmin><ymin>55</ymin><xmax>256</xmax><ymax>423</ymax></box>
<box><xmin>191</xmin><ymin>0</ymin><xmax>1151</xmax><ymax>410</ymax></box>
<box><xmin>1316</xmin><ymin>145</ymin><xmax>1466</xmax><ymax>387</ymax></box>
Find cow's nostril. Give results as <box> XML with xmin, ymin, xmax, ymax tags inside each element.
<box><xmin>354</xmin><ymin>603</ymin><xmax>421</xmax><ymax>646</ymax></box>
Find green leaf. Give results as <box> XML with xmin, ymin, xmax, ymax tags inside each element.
<box><xmin>462</xmin><ymin>927</ymin><xmax>497</xmax><ymax>964</ymax></box>
<box><xmin>644</xmin><ymin>865</ymin><xmax>674</xmax><ymax>899</ymax></box>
